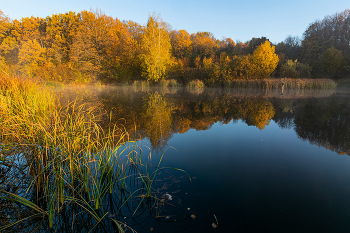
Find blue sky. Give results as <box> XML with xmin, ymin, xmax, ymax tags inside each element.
<box><xmin>1</xmin><ymin>0</ymin><xmax>349</xmax><ymax>44</ymax></box>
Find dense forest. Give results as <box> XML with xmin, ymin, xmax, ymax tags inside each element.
<box><xmin>0</xmin><ymin>9</ymin><xmax>349</xmax><ymax>84</ymax></box>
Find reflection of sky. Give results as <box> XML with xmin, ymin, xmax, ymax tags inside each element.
<box><xmin>149</xmin><ymin>120</ymin><xmax>350</xmax><ymax>232</ymax></box>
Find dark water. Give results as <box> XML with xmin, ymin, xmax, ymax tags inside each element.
<box><xmin>5</xmin><ymin>86</ymin><xmax>350</xmax><ymax>232</ymax></box>
<box><xmin>54</xmin><ymin>86</ymin><xmax>350</xmax><ymax>232</ymax></box>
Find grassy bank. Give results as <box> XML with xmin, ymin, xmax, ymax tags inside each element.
<box><xmin>0</xmin><ymin>74</ymin><xmax>174</xmax><ymax>232</ymax></box>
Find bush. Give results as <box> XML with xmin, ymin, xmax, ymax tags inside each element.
<box><xmin>280</xmin><ymin>60</ymin><xmax>312</xmax><ymax>78</ymax></box>
<box><xmin>187</xmin><ymin>79</ymin><xmax>205</xmax><ymax>88</ymax></box>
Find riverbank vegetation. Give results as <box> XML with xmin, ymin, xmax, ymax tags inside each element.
<box><xmin>0</xmin><ymin>9</ymin><xmax>349</xmax><ymax>87</ymax></box>
<box><xmin>0</xmin><ymin>74</ymin><xmax>181</xmax><ymax>231</ymax></box>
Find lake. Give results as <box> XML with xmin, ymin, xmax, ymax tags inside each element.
<box><xmin>3</xmin><ymin>86</ymin><xmax>350</xmax><ymax>232</ymax></box>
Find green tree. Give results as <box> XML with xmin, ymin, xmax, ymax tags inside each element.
<box><xmin>250</xmin><ymin>41</ymin><xmax>279</xmax><ymax>79</ymax></box>
<box><xmin>140</xmin><ymin>14</ymin><xmax>172</xmax><ymax>82</ymax></box>
<box><xmin>316</xmin><ymin>47</ymin><xmax>345</xmax><ymax>78</ymax></box>
<box><xmin>280</xmin><ymin>59</ymin><xmax>312</xmax><ymax>78</ymax></box>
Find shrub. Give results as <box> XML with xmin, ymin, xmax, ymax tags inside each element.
<box><xmin>187</xmin><ymin>79</ymin><xmax>205</xmax><ymax>88</ymax></box>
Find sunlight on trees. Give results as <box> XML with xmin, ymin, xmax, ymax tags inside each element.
<box><xmin>250</xmin><ymin>41</ymin><xmax>279</xmax><ymax>79</ymax></box>
<box><xmin>18</xmin><ymin>39</ymin><xmax>46</xmax><ymax>77</ymax></box>
<box><xmin>140</xmin><ymin>14</ymin><xmax>172</xmax><ymax>82</ymax></box>
<box><xmin>0</xmin><ymin>8</ymin><xmax>349</xmax><ymax>82</ymax></box>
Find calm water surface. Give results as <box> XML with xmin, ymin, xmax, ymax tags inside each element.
<box><xmin>7</xmin><ymin>86</ymin><xmax>350</xmax><ymax>232</ymax></box>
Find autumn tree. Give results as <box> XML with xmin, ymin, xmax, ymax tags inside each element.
<box><xmin>69</xmin><ymin>10</ymin><xmax>135</xmax><ymax>81</ymax></box>
<box><xmin>0</xmin><ymin>10</ymin><xmax>16</xmax><ymax>69</ymax></box>
<box><xmin>218</xmin><ymin>37</ymin><xmax>236</xmax><ymax>55</ymax></box>
<box><xmin>11</xmin><ymin>16</ymin><xmax>46</xmax><ymax>43</ymax></box>
<box><xmin>45</xmin><ymin>12</ymin><xmax>80</xmax><ymax>66</ymax></box>
<box><xmin>231</xmin><ymin>55</ymin><xmax>252</xmax><ymax>79</ymax></box>
<box><xmin>250</xmin><ymin>41</ymin><xmax>279</xmax><ymax>79</ymax></box>
<box><xmin>191</xmin><ymin>32</ymin><xmax>218</xmax><ymax>58</ymax></box>
<box><xmin>140</xmin><ymin>14</ymin><xmax>172</xmax><ymax>81</ymax></box>
<box><xmin>169</xmin><ymin>29</ymin><xmax>192</xmax><ymax>58</ymax></box>
<box><xmin>0</xmin><ymin>10</ymin><xmax>11</xmax><ymax>43</ymax></box>
<box><xmin>123</xmin><ymin>20</ymin><xmax>145</xmax><ymax>76</ymax></box>
<box><xmin>18</xmin><ymin>39</ymin><xmax>46</xmax><ymax>77</ymax></box>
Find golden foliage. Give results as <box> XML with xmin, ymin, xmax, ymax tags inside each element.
<box><xmin>170</xmin><ymin>29</ymin><xmax>192</xmax><ymax>58</ymax></box>
<box><xmin>250</xmin><ymin>41</ymin><xmax>279</xmax><ymax>79</ymax></box>
<box><xmin>18</xmin><ymin>39</ymin><xmax>46</xmax><ymax>77</ymax></box>
<box><xmin>140</xmin><ymin>15</ymin><xmax>172</xmax><ymax>81</ymax></box>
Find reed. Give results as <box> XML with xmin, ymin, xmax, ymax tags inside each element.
<box><xmin>132</xmin><ymin>80</ymin><xmax>150</xmax><ymax>87</ymax></box>
<box><xmin>158</xmin><ymin>79</ymin><xmax>182</xmax><ymax>87</ymax></box>
<box><xmin>0</xmin><ymin>74</ymin><xmax>178</xmax><ymax>231</ymax></box>
<box><xmin>224</xmin><ymin>78</ymin><xmax>337</xmax><ymax>89</ymax></box>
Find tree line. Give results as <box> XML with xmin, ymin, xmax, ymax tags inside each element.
<box><xmin>0</xmin><ymin>9</ymin><xmax>349</xmax><ymax>84</ymax></box>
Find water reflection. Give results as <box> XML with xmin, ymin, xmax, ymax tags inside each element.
<box><xmin>143</xmin><ymin>93</ymin><xmax>173</xmax><ymax>151</ymax></box>
<box><xmin>70</xmin><ymin>86</ymin><xmax>347</xmax><ymax>155</ymax></box>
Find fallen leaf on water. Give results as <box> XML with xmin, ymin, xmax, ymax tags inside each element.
<box><xmin>191</xmin><ymin>214</ymin><xmax>196</xmax><ymax>219</ymax></box>
<box><xmin>212</xmin><ymin>223</ymin><xmax>217</xmax><ymax>228</ymax></box>
<box><xmin>150</xmin><ymin>227</ymin><xmax>153</xmax><ymax>231</ymax></box>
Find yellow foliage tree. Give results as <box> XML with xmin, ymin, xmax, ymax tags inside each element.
<box><xmin>250</xmin><ymin>41</ymin><xmax>279</xmax><ymax>79</ymax></box>
<box><xmin>18</xmin><ymin>39</ymin><xmax>46</xmax><ymax>77</ymax></box>
<box><xmin>0</xmin><ymin>10</ymin><xmax>11</xmax><ymax>42</ymax></box>
<box><xmin>46</xmin><ymin>12</ymin><xmax>80</xmax><ymax>65</ymax></box>
<box><xmin>140</xmin><ymin>15</ymin><xmax>172</xmax><ymax>81</ymax></box>
<box><xmin>169</xmin><ymin>29</ymin><xmax>192</xmax><ymax>58</ymax></box>
<box><xmin>191</xmin><ymin>32</ymin><xmax>218</xmax><ymax>57</ymax></box>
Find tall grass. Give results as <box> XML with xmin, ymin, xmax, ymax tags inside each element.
<box><xmin>158</xmin><ymin>79</ymin><xmax>182</xmax><ymax>87</ymax></box>
<box><xmin>224</xmin><ymin>78</ymin><xmax>337</xmax><ymax>89</ymax></box>
<box><xmin>0</xmin><ymin>74</ymin><xmax>179</xmax><ymax>231</ymax></box>
<box><xmin>132</xmin><ymin>80</ymin><xmax>150</xmax><ymax>87</ymax></box>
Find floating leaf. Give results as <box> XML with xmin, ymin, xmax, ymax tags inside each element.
<box><xmin>191</xmin><ymin>214</ymin><xmax>196</xmax><ymax>219</ymax></box>
<box><xmin>212</xmin><ymin>223</ymin><xmax>217</xmax><ymax>228</ymax></box>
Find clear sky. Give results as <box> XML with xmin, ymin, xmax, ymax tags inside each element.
<box><xmin>1</xmin><ymin>0</ymin><xmax>349</xmax><ymax>44</ymax></box>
